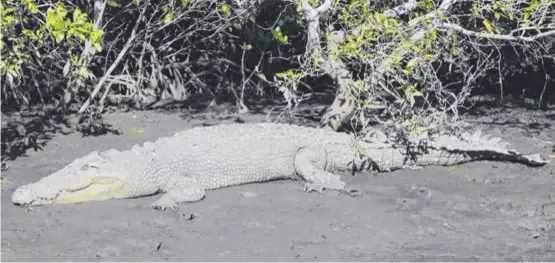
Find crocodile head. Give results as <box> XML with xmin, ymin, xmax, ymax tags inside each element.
<box><xmin>12</xmin><ymin>149</ymin><xmax>151</xmax><ymax>207</ymax></box>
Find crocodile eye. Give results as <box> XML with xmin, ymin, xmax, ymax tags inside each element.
<box><xmin>80</xmin><ymin>163</ymin><xmax>99</xmax><ymax>171</ymax></box>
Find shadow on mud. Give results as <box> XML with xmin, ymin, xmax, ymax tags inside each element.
<box><xmin>2</xmin><ymin>88</ymin><xmax>552</xmax><ymax>167</ymax></box>
<box><xmin>0</xmin><ymin>92</ymin><xmax>330</xmax><ymax>166</ymax></box>
<box><xmin>141</xmin><ymin>90</ymin><xmax>335</xmax><ymax>126</ymax></box>
<box><xmin>463</xmin><ymin>94</ymin><xmax>554</xmax><ymax>133</ymax></box>
<box><xmin>1</xmin><ymin>107</ymin><xmax>121</xmax><ymax>169</ymax></box>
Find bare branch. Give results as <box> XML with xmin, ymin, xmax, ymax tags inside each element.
<box><xmin>408</xmin><ymin>0</ymin><xmax>457</xmax><ymax>26</ymax></box>
<box><xmin>438</xmin><ymin>23</ymin><xmax>555</xmax><ymax>42</ymax></box>
<box><xmin>384</xmin><ymin>0</ymin><xmax>417</xmax><ymax>18</ymax></box>
<box><xmin>315</xmin><ymin>0</ymin><xmax>332</xmax><ymax>14</ymax></box>
<box><xmin>78</xmin><ymin>4</ymin><xmax>145</xmax><ymax>113</ymax></box>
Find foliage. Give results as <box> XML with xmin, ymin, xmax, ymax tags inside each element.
<box><xmin>275</xmin><ymin>0</ymin><xmax>555</xmax><ymax>135</ymax></box>
<box><xmin>1</xmin><ymin>0</ymin><xmax>102</xmax><ymax>108</ymax></box>
<box><xmin>1</xmin><ymin>0</ymin><xmax>554</xmax><ymax>164</ymax></box>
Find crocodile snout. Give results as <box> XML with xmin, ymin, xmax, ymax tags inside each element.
<box><xmin>12</xmin><ymin>185</ymin><xmax>34</xmax><ymax>206</ymax></box>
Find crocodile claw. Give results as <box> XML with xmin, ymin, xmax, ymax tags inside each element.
<box><xmin>303</xmin><ymin>182</ymin><xmax>324</xmax><ymax>193</ymax></box>
<box><xmin>150</xmin><ymin>200</ymin><xmax>179</xmax><ymax>212</ymax></box>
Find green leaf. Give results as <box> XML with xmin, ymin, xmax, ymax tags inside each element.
<box><xmin>90</xmin><ymin>29</ymin><xmax>103</xmax><ymax>44</ymax></box>
<box><xmin>294</xmin><ymin>0</ymin><xmax>303</xmax><ymax>11</ymax></box>
<box><xmin>470</xmin><ymin>3</ymin><xmax>478</xmax><ymax>16</ymax></box>
<box><xmin>22</xmin><ymin>29</ymin><xmax>37</xmax><ymax>40</ymax></box>
<box><xmin>482</xmin><ymin>19</ymin><xmax>493</xmax><ymax>33</ymax></box>
<box><xmin>272</xmin><ymin>27</ymin><xmax>288</xmax><ymax>44</ymax></box>
<box><xmin>71</xmin><ymin>55</ymin><xmax>79</xmax><ymax>65</ymax></box>
<box><xmin>106</xmin><ymin>0</ymin><xmax>121</xmax><ymax>7</ymax></box>
<box><xmin>507</xmin><ymin>10</ymin><xmax>514</xmax><ymax>20</ymax></box>
<box><xmin>242</xmin><ymin>43</ymin><xmax>252</xmax><ymax>50</ymax></box>
<box><xmin>93</xmin><ymin>43</ymin><xmax>102</xmax><ymax>52</ymax></box>
<box><xmin>220</xmin><ymin>3</ymin><xmax>230</xmax><ymax>16</ymax></box>
<box><xmin>163</xmin><ymin>13</ymin><xmax>173</xmax><ymax>24</ymax></box>
<box><xmin>78</xmin><ymin>67</ymin><xmax>91</xmax><ymax>79</ymax></box>
<box><xmin>74</xmin><ymin>32</ymin><xmax>86</xmax><ymax>41</ymax></box>
<box><xmin>67</xmin><ymin>28</ymin><xmax>75</xmax><ymax>38</ymax></box>
<box><xmin>54</xmin><ymin>32</ymin><xmax>65</xmax><ymax>43</ymax></box>
<box><xmin>3</xmin><ymin>15</ymin><xmax>15</xmax><ymax>24</ymax></box>
<box><xmin>56</xmin><ymin>3</ymin><xmax>68</xmax><ymax>18</ymax></box>
<box><xmin>427</xmin><ymin>28</ymin><xmax>437</xmax><ymax>40</ymax></box>
<box><xmin>1</xmin><ymin>7</ymin><xmax>16</xmax><ymax>15</ymax></box>
<box><xmin>73</xmin><ymin>8</ymin><xmax>81</xmax><ymax>22</ymax></box>
<box><xmin>25</xmin><ymin>0</ymin><xmax>39</xmax><ymax>14</ymax></box>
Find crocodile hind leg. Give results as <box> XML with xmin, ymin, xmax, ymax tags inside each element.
<box><xmin>150</xmin><ymin>176</ymin><xmax>206</xmax><ymax>211</ymax></box>
<box><xmin>294</xmin><ymin>145</ymin><xmax>346</xmax><ymax>193</ymax></box>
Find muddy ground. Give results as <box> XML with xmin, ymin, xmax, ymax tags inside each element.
<box><xmin>1</xmin><ymin>104</ymin><xmax>555</xmax><ymax>261</ymax></box>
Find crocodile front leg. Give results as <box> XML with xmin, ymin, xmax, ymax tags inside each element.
<box><xmin>150</xmin><ymin>176</ymin><xmax>206</xmax><ymax>211</ymax></box>
<box><xmin>294</xmin><ymin>145</ymin><xmax>346</xmax><ymax>193</ymax></box>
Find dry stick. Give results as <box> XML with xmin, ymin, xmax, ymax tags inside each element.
<box><xmin>298</xmin><ymin>0</ymin><xmax>332</xmax><ymax>56</ymax></box>
<box><xmin>538</xmin><ymin>72</ymin><xmax>549</xmax><ymax>109</ymax></box>
<box><xmin>78</xmin><ymin>11</ymin><xmax>143</xmax><ymax>114</ymax></box>
<box><xmin>438</xmin><ymin>23</ymin><xmax>555</xmax><ymax>42</ymax></box>
<box><xmin>237</xmin><ymin>47</ymin><xmax>249</xmax><ymax>113</ymax></box>
<box><xmin>135</xmin><ymin>34</ymin><xmax>149</xmax><ymax>92</ymax></box>
<box><xmin>62</xmin><ymin>0</ymin><xmax>106</xmax><ymax>106</ymax></box>
<box><xmin>98</xmin><ymin>77</ymin><xmax>116</xmax><ymax>110</ymax></box>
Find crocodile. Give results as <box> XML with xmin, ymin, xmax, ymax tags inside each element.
<box><xmin>11</xmin><ymin>122</ymin><xmax>549</xmax><ymax>211</ymax></box>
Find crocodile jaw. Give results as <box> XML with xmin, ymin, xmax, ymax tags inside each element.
<box><xmin>11</xmin><ymin>171</ymin><xmax>133</xmax><ymax>206</ymax></box>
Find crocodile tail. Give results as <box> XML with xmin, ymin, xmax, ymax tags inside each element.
<box><xmin>429</xmin><ymin>130</ymin><xmax>549</xmax><ymax>167</ymax></box>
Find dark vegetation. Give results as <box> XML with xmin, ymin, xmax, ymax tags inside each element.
<box><xmin>1</xmin><ymin>0</ymin><xmax>554</xmax><ymax>168</ymax></box>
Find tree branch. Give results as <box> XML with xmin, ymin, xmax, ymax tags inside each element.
<box><xmin>384</xmin><ymin>0</ymin><xmax>417</xmax><ymax>18</ymax></box>
<box><xmin>438</xmin><ymin>23</ymin><xmax>555</xmax><ymax>42</ymax></box>
<box><xmin>299</xmin><ymin>0</ymin><xmax>332</xmax><ymax>54</ymax></box>
<box><xmin>77</xmin><ymin>4</ymin><xmax>144</xmax><ymax>114</ymax></box>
